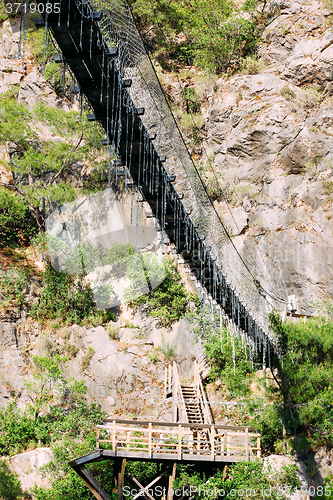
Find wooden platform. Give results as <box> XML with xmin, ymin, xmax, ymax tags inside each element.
<box><xmin>95</xmin><ymin>419</ymin><xmax>261</xmax><ymax>463</ymax></box>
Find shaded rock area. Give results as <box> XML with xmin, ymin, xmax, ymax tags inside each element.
<box><xmin>204</xmin><ymin>0</ymin><xmax>333</xmax><ymax>314</ymax></box>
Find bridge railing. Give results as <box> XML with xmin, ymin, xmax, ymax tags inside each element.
<box><xmin>195</xmin><ymin>353</ymin><xmax>211</xmax><ymax>381</ymax></box>
<box><xmin>96</xmin><ymin>420</ymin><xmax>261</xmax><ymax>461</ymax></box>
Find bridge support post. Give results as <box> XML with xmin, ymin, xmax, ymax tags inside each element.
<box><xmin>74</xmin><ymin>464</ymin><xmax>112</xmax><ymax>500</ymax></box>
<box><xmin>167</xmin><ymin>463</ymin><xmax>177</xmax><ymax>500</ymax></box>
<box><xmin>113</xmin><ymin>458</ymin><xmax>126</xmax><ymax>500</ymax></box>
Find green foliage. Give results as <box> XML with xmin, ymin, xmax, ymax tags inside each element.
<box><xmin>203</xmin><ymin>330</ymin><xmax>253</xmax><ymax>397</ymax></box>
<box><xmin>240</xmin><ymin>55</ymin><xmax>264</xmax><ymax>74</ymax></box>
<box><xmin>0</xmin><ymin>460</ymin><xmax>23</xmax><ymax>500</ymax></box>
<box><xmin>173</xmin><ymin>461</ymin><xmax>300</xmax><ymax>499</ymax></box>
<box><xmin>184</xmin><ymin>87</ymin><xmax>201</xmax><ymax>113</ymax></box>
<box><xmin>159</xmin><ymin>338</ymin><xmax>176</xmax><ymax>361</ymax></box>
<box><xmin>63</xmin><ymin>242</ymin><xmax>103</xmax><ymax>276</ymax></box>
<box><xmin>124</xmin><ymin>252</ymin><xmax>163</xmax><ymax>302</ymax></box>
<box><xmin>31</xmin><ymin>264</ymin><xmax>99</xmax><ymax>324</ymax></box>
<box><xmin>132</xmin><ymin>258</ymin><xmax>192</xmax><ymax>327</ymax></box>
<box><xmin>323</xmin><ymin>475</ymin><xmax>333</xmax><ymax>499</ymax></box>
<box><xmin>249</xmin><ymin>403</ymin><xmax>283</xmax><ymax>454</ymax></box>
<box><xmin>270</xmin><ymin>312</ymin><xmax>333</xmax><ymax>446</ymax></box>
<box><xmin>0</xmin><ymin>357</ymin><xmax>104</xmax><ymax>457</ymax></box>
<box><xmin>130</xmin><ymin>0</ymin><xmax>260</xmax><ymax>73</ymax></box>
<box><xmin>0</xmin><ymin>402</ymin><xmax>38</xmax><ymax>456</ymax></box>
<box><xmin>280</xmin><ymin>85</ymin><xmax>296</xmax><ymax>101</ymax></box>
<box><xmin>147</xmin><ymin>348</ymin><xmax>159</xmax><ymax>364</ymax></box>
<box><xmin>188</xmin><ymin>306</ymin><xmax>253</xmax><ymax>397</ymax></box>
<box><xmin>24</xmin><ymin>354</ymin><xmax>68</xmax><ymax>420</ymax></box>
<box><xmin>0</xmin><ymin>267</ymin><xmax>28</xmax><ymax>311</ymax></box>
<box><xmin>0</xmin><ymin>188</ymin><xmax>37</xmax><ymax>247</ymax></box>
<box><xmin>106</xmin><ymin>322</ymin><xmax>120</xmax><ymax>340</ymax></box>
<box><xmin>102</xmin><ymin>243</ymin><xmax>136</xmax><ymax>278</ymax></box>
<box><xmin>80</xmin><ymin>347</ymin><xmax>95</xmax><ymax>371</ymax></box>
<box><xmin>0</xmin><ymin>93</ymin><xmax>107</xmax><ymax>234</ymax></box>
<box><xmin>206</xmin><ymin>175</ymin><xmax>222</xmax><ymax>200</ymax></box>
<box><xmin>0</xmin><ymin>94</ymin><xmax>32</xmax><ymax>150</ymax></box>
<box><xmin>34</xmin><ymin>103</ymin><xmax>80</xmax><ymax>137</ymax></box>
<box><xmin>126</xmin><ymin>461</ymin><xmax>158</xmax><ymax>484</ymax></box>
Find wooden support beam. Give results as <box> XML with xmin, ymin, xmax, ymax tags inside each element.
<box><xmin>118</xmin><ymin>459</ymin><xmax>126</xmax><ymax>500</ymax></box>
<box><xmin>132</xmin><ymin>471</ymin><xmax>167</xmax><ymax>500</ymax></box>
<box><xmin>167</xmin><ymin>463</ymin><xmax>177</xmax><ymax>500</ymax></box>
<box><xmin>74</xmin><ymin>465</ymin><xmax>111</xmax><ymax>500</ymax></box>
<box><xmin>127</xmin><ymin>472</ymin><xmax>155</xmax><ymax>500</ymax></box>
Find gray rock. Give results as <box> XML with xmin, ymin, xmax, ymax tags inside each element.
<box><xmin>126</xmin><ymin>345</ymin><xmax>144</xmax><ymax>356</ymax></box>
<box><xmin>18</xmin><ymin>71</ymin><xmax>60</xmax><ymax>108</ymax></box>
<box><xmin>8</xmin><ymin>448</ymin><xmax>53</xmax><ymax>492</ymax></box>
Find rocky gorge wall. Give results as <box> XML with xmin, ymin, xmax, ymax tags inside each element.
<box><xmin>203</xmin><ymin>0</ymin><xmax>333</xmax><ymax>315</ymax></box>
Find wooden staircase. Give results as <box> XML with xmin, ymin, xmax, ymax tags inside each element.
<box><xmin>164</xmin><ymin>355</ymin><xmax>213</xmax><ymax>426</ymax></box>
<box><xmin>181</xmin><ymin>384</ymin><xmax>204</xmax><ymax>424</ymax></box>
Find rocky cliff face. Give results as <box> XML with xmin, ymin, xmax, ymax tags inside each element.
<box><xmin>0</xmin><ymin>18</ymin><xmax>203</xmax><ymax>419</ymax></box>
<box><xmin>0</xmin><ymin>318</ymin><xmax>200</xmax><ymax>418</ymax></box>
<box><xmin>204</xmin><ymin>0</ymin><xmax>333</xmax><ymax>315</ymax></box>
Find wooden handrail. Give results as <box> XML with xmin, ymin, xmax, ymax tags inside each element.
<box><xmin>102</xmin><ymin>418</ymin><xmax>257</xmax><ymax>432</ymax></box>
<box><xmin>195</xmin><ymin>354</ymin><xmax>210</xmax><ymax>380</ymax></box>
<box><xmin>164</xmin><ymin>364</ymin><xmax>173</xmax><ymax>399</ymax></box>
<box><xmin>197</xmin><ymin>375</ymin><xmax>212</xmax><ymax>425</ymax></box>
<box><xmin>96</xmin><ymin>420</ymin><xmax>261</xmax><ymax>461</ymax></box>
<box><xmin>173</xmin><ymin>362</ymin><xmax>188</xmax><ymax>423</ymax></box>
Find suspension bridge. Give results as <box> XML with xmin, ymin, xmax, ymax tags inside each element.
<box><xmin>32</xmin><ymin>0</ymin><xmax>281</xmax><ymax>355</ymax></box>
<box><xmin>29</xmin><ymin>0</ymin><xmax>278</xmax><ymax>497</ymax></box>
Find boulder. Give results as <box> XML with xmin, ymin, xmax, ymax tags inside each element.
<box><xmin>8</xmin><ymin>447</ymin><xmax>53</xmax><ymax>492</ymax></box>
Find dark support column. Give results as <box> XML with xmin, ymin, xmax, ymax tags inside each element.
<box><xmin>118</xmin><ymin>459</ymin><xmax>126</xmax><ymax>500</ymax></box>
<box><xmin>74</xmin><ymin>465</ymin><xmax>112</xmax><ymax>500</ymax></box>
<box><xmin>113</xmin><ymin>459</ymin><xmax>120</xmax><ymax>495</ymax></box>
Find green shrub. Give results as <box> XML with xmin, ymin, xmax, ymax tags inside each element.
<box><xmin>80</xmin><ymin>347</ymin><xmax>95</xmax><ymax>371</ymax></box>
<box><xmin>184</xmin><ymin>87</ymin><xmax>201</xmax><ymax>113</ymax></box>
<box><xmin>0</xmin><ymin>188</ymin><xmax>37</xmax><ymax>247</ymax></box>
<box><xmin>31</xmin><ymin>264</ymin><xmax>99</xmax><ymax>324</ymax></box>
<box><xmin>173</xmin><ymin>461</ymin><xmax>300</xmax><ymax>500</ymax></box>
<box><xmin>102</xmin><ymin>243</ymin><xmax>136</xmax><ymax>278</ymax></box>
<box><xmin>203</xmin><ymin>331</ymin><xmax>253</xmax><ymax>397</ymax></box>
<box><xmin>0</xmin><ymin>267</ymin><xmax>28</xmax><ymax>311</ymax></box>
<box><xmin>206</xmin><ymin>176</ymin><xmax>222</xmax><ymax>200</ymax></box>
<box><xmin>0</xmin><ymin>460</ymin><xmax>23</xmax><ymax>500</ymax></box>
<box><xmin>159</xmin><ymin>339</ymin><xmax>176</xmax><ymax>361</ymax></box>
<box><xmin>250</xmin><ymin>404</ymin><xmax>283</xmax><ymax>454</ymax></box>
<box><xmin>131</xmin><ymin>0</ymin><xmax>259</xmax><ymax>73</ymax></box>
<box><xmin>132</xmin><ymin>258</ymin><xmax>193</xmax><ymax>327</ymax></box>
<box><xmin>270</xmin><ymin>312</ymin><xmax>333</xmax><ymax>446</ymax></box>
<box><xmin>0</xmin><ymin>403</ymin><xmax>37</xmax><ymax>456</ymax></box>
<box><xmin>240</xmin><ymin>55</ymin><xmax>264</xmax><ymax>74</ymax></box>
<box><xmin>106</xmin><ymin>322</ymin><xmax>120</xmax><ymax>340</ymax></box>
<box><xmin>280</xmin><ymin>85</ymin><xmax>296</xmax><ymax>100</ymax></box>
